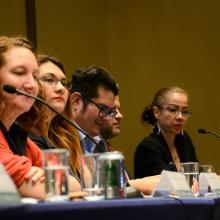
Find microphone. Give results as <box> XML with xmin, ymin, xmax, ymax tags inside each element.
<box><xmin>198</xmin><ymin>128</ymin><xmax>220</xmax><ymax>139</ymax></box>
<box><xmin>3</xmin><ymin>85</ymin><xmax>103</xmax><ymax>150</ymax></box>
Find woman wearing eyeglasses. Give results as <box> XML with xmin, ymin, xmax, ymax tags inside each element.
<box><xmin>134</xmin><ymin>86</ymin><xmax>198</xmax><ymax>178</ymax></box>
<box><xmin>18</xmin><ymin>54</ymin><xmax>83</xmax><ymax>181</ymax></box>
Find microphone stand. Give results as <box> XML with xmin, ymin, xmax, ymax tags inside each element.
<box><xmin>198</xmin><ymin>128</ymin><xmax>220</xmax><ymax>139</ymax></box>
<box><xmin>3</xmin><ymin>85</ymin><xmax>103</xmax><ymax>150</ymax></box>
<box><xmin>206</xmin><ymin>131</ymin><xmax>220</xmax><ymax>139</ymax></box>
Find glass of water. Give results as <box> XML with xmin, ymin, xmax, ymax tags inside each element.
<box><xmin>80</xmin><ymin>153</ymin><xmax>105</xmax><ymax>201</ymax></box>
<box><xmin>199</xmin><ymin>165</ymin><xmax>214</xmax><ymax>173</ymax></box>
<box><xmin>199</xmin><ymin>164</ymin><xmax>215</xmax><ymax>197</ymax></box>
<box><xmin>181</xmin><ymin>162</ymin><xmax>199</xmax><ymax>197</ymax></box>
<box><xmin>43</xmin><ymin>149</ymin><xmax>70</xmax><ymax>202</ymax></box>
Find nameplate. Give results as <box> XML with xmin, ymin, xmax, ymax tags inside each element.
<box><xmin>152</xmin><ymin>170</ymin><xmax>193</xmax><ymax>197</ymax></box>
<box><xmin>199</xmin><ymin>172</ymin><xmax>220</xmax><ymax>196</ymax></box>
<box><xmin>0</xmin><ymin>163</ymin><xmax>21</xmax><ymax>204</ymax></box>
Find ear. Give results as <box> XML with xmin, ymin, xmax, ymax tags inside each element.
<box><xmin>70</xmin><ymin>92</ymin><xmax>82</xmax><ymax>108</ymax></box>
<box><xmin>153</xmin><ymin>106</ymin><xmax>160</xmax><ymax>120</ymax></box>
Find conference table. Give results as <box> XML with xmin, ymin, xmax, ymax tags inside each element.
<box><xmin>0</xmin><ymin>197</ymin><xmax>219</xmax><ymax>220</ymax></box>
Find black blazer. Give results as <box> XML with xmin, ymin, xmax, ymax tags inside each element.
<box><xmin>134</xmin><ymin>127</ymin><xmax>198</xmax><ymax>178</ymax></box>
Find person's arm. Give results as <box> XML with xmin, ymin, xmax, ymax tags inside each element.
<box><xmin>128</xmin><ymin>175</ymin><xmax>160</xmax><ymax>195</ymax></box>
<box><xmin>19</xmin><ymin>171</ymin><xmax>81</xmax><ymax>199</ymax></box>
<box><xmin>0</xmin><ymin>134</ymin><xmax>46</xmax><ymax>199</ymax></box>
<box><xmin>24</xmin><ymin>166</ymin><xmax>45</xmax><ymax>183</ymax></box>
<box><xmin>18</xmin><ymin>178</ymin><xmax>45</xmax><ymax>199</ymax></box>
<box><xmin>18</xmin><ymin>166</ymin><xmax>45</xmax><ymax>199</ymax></box>
<box><xmin>134</xmin><ymin>139</ymin><xmax>166</xmax><ymax>178</ymax></box>
<box><xmin>69</xmin><ymin>175</ymin><xmax>81</xmax><ymax>192</ymax></box>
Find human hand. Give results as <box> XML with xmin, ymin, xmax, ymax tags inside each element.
<box><xmin>128</xmin><ymin>175</ymin><xmax>160</xmax><ymax>195</ymax></box>
<box><xmin>191</xmin><ymin>177</ymin><xmax>199</xmax><ymax>195</ymax></box>
<box><xmin>24</xmin><ymin>166</ymin><xmax>45</xmax><ymax>184</ymax></box>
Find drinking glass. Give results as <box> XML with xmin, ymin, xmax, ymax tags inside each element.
<box><xmin>43</xmin><ymin>149</ymin><xmax>69</xmax><ymax>202</ymax></box>
<box><xmin>199</xmin><ymin>165</ymin><xmax>214</xmax><ymax>173</ymax></box>
<box><xmin>199</xmin><ymin>164</ymin><xmax>215</xmax><ymax>197</ymax></box>
<box><xmin>181</xmin><ymin>162</ymin><xmax>199</xmax><ymax>197</ymax></box>
<box><xmin>80</xmin><ymin>153</ymin><xmax>104</xmax><ymax>201</ymax></box>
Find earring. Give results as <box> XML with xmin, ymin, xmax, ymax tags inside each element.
<box><xmin>156</xmin><ymin>123</ymin><xmax>161</xmax><ymax>134</ymax></box>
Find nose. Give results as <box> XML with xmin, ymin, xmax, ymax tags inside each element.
<box><xmin>24</xmin><ymin>74</ymin><xmax>39</xmax><ymax>94</ymax></box>
<box><xmin>115</xmin><ymin>109</ymin><xmax>123</xmax><ymax>120</ymax></box>
<box><xmin>176</xmin><ymin>111</ymin><xmax>185</xmax><ymax>120</ymax></box>
<box><xmin>55</xmin><ymin>81</ymin><xmax>66</xmax><ymax>93</ymax></box>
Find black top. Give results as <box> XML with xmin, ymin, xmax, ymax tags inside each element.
<box><xmin>134</xmin><ymin>126</ymin><xmax>198</xmax><ymax>178</ymax></box>
<box><xmin>0</xmin><ymin>121</ymin><xmax>27</xmax><ymax>156</ymax></box>
<box><xmin>28</xmin><ymin>133</ymin><xmax>55</xmax><ymax>150</ymax></box>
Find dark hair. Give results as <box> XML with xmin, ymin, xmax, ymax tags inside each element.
<box><xmin>141</xmin><ymin>86</ymin><xmax>189</xmax><ymax>125</ymax></box>
<box><xmin>37</xmin><ymin>54</ymin><xmax>65</xmax><ymax>74</ymax></box>
<box><xmin>70</xmin><ymin>65</ymin><xmax>118</xmax><ymax>104</ymax></box>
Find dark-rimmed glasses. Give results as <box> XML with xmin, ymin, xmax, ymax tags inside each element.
<box><xmin>158</xmin><ymin>105</ymin><xmax>192</xmax><ymax>117</ymax></box>
<box><xmin>89</xmin><ymin>99</ymin><xmax>117</xmax><ymax>118</ymax></box>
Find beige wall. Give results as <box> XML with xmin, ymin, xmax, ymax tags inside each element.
<box><xmin>1</xmin><ymin>0</ymin><xmax>220</xmax><ymax>175</ymax></box>
<box><xmin>106</xmin><ymin>0</ymin><xmax>220</xmax><ymax>174</ymax></box>
<box><xmin>36</xmin><ymin>0</ymin><xmax>109</xmax><ymax>73</ymax></box>
<box><xmin>0</xmin><ymin>0</ymin><xmax>26</xmax><ymax>36</ymax></box>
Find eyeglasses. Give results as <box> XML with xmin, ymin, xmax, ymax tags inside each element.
<box><xmin>39</xmin><ymin>76</ymin><xmax>69</xmax><ymax>89</ymax></box>
<box><xmin>89</xmin><ymin>99</ymin><xmax>117</xmax><ymax>118</ymax></box>
<box><xmin>158</xmin><ymin>105</ymin><xmax>192</xmax><ymax>117</ymax></box>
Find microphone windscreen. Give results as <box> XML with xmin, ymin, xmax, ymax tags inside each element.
<box><xmin>198</xmin><ymin>128</ymin><xmax>207</xmax><ymax>134</ymax></box>
<box><xmin>3</xmin><ymin>85</ymin><xmax>16</xmax><ymax>94</ymax></box>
